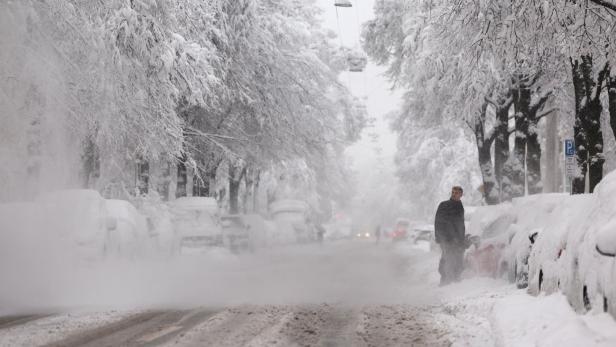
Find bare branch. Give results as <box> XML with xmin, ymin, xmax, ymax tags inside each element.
<box><xmin>537</xmin><ymin>108</ymin><xmax>558</xmax><ymax>120</ymax></box>
<box><xmin>589</xmin><ymin>0</ymin><xmax>616</xmax><ymax>12</ymax></box>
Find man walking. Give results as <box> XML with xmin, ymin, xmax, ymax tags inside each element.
<box><xmin>434</xmin><ymin>186</ymin><xmax>465</xmax><ymax>285</ymax></box>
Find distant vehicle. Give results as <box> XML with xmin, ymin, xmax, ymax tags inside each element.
<box><xmin>35</xmin><ymin>189</ymin><xmax>116</xmax><ymax>260</ymax></box>
<box><xmin>104</xmin><ymin>199</ymin><xmax>151</xmax><ymax>259</ymax></box>
<box><xmin>221</xmin><ymin>215</ymin><xmax>252</xmax><ymax>253</ymax></box>
<box><xmin>270</xmin><ymin>199</ymin><xmax>311</xmax><ymax>243</ymax></box>
<box><xmin>408</xmin><ymin>224</ymin><xmax>435</xmax><ymax>250</ymax></box>
<box><xmin>169</xmin><ymin>197</ymin><xmax>223</xmax><ymax>255</ymax></box>
<box><xmin>354</xmin><ymin>229</ymin><xmax>372</xmax><ymax>239</ymax></box>
<box><xmin>392</xmin><ymin>218</ymin><xmax>410</xmax><ymax>242</ymax></box>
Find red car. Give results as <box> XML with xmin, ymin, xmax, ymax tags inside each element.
<box><xmin>392</xmin><ymin>218</ymin><xmax>410</xmax><ymax>242</ymax></box>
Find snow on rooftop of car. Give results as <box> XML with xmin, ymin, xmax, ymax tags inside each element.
<box><xmin>269</xmin><ymin>199</ymin><xmax>308</xmax><ymax>213</ymax></box>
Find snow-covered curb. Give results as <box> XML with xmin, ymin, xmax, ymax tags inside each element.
<box><xmin>431</xmin><ymin>277</ymin><xmax>616</xmax><ymax>347</ymax></box>
<box><xmin>492</xmin><ymin>291</ymin><xmax>616</xmax><ymax>347</ymax></box>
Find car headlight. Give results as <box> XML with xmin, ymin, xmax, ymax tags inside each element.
<box><xmin>357</xmin><ymin>233</ymin><xmax>361</xmax><ymax>237</ymax></box>
<box><xmin>365</xmin><ymin>232</ymin><xmax>370</xmax><ymax>238</ymax></box>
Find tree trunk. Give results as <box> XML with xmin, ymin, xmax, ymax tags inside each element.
<box><xmin>571</xmin><ymin>58</ymin><xmax>587</xmax><ymax>194</ymax></box>
<box><xmin>493</xmin><ymin>94</ymin><xmax>513</xmax><ymax>201</ymax></box>
<box><xmin>586</xmin><ymin>96</ymin><xmax>604</xmax><ymax>193</ymax></box>
<box><xmin>470</xmin><ymin>102</ymin><xmax>499</xmax><ymax>205</ymax></box>
<box><xmin>243</xmin><ymin>168</ymin><xmax>254</xmax><ymax>214</ymax></box>
<box><xmin>176</xmin><ymin>158</ymin><xmax>187</xmax><ymax>198</ymax></box>
<box><xmin>526</xmin><ymin>124</ymin><xmax>542</xmax><ymax>194</ymax></box>
<box><xmin>158</xmin><ymin>161</ymin><xmax>172</xmax><ymax>201</ymax></box>
<box><xmin>608</xmin><ymin>75</ymin><xmax>616</xmax><ymax>150</ymax></box>
<box><xmin>478</xmin><ymin>142</ymin><xmax>498</xmax><ymax>204</ymax></box>
<box><xmin>228</xmin><ymin>163</ymin><xmax>246</xmax><ymax>214</ymax></box>
<box><xmin>81</xmin><ymin>133</ymin><xmax>100</xmax><ymax>189</ymax></box>
<box><xmin>543</xmin><ymin>108</ymin><xmax>560</xmax><ymax>193</ymax></box>
<box><xmin>570</xmin><ymin>56</ymin><xmax>608</xmax><ymax>193</ymax></box>
<box><xmin>526</xmin><ymin>92</ymin><xmax>552</xmax><ymax>195</ymax></box>
<box><xmin>253</xmin><ymin>170</ymin><xmax>261</xmax><ymax>213</ymax></box>
<box><xmin>136</xmin><ymin>157</ymin><xmax>149</xmax><ymax>195</ymax></box>
<box><xmin>229</xmin><ymin>177</ymin><xmax>240</xmax><ymax>214</ymax></box>
<box><xmin>512</xmin><ymin>77</ymin><xmax>531</xmax><ymax>197</ymax></box>
<box><xmin>192</xmin><ymin>164</ymin><xmax>208</xmax><ymax>197</ymax></box>
<box><xmin>205</xmin><ymin>159</ymin><xmax>221</xmax><ymax>197</ymax></box>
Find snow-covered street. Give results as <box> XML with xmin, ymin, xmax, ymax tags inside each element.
<box><xmin>2</xmin><ymin>240</ymin><xmax>615</xmax><ymax>346</ymax></box>
<box><xmin>5</xmin><ymin>1</ymin><xmax>616</xmax><ymax>345</ymax></box>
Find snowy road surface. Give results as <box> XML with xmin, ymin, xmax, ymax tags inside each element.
<box><xmin>1</xmin><ymin>240</ymin><xmax>616</xmax><ymax>346</ymax></box>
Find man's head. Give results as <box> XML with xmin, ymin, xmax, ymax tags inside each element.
<box><xmin>450</xmin><ymin>186</ymin><xmax>463</xmax><ymax>201</ymax></box>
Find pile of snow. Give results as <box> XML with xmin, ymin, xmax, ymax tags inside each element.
<box><xmin>492</xmin><ymin>292</ymin><xmax>616</xmax><ymax>347</ymax></box>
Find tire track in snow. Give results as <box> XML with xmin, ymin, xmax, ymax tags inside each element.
<box><xmin>0</xmin><ymin>315</ymin><xmax>51</xmax><ymax>330</ymax></box>
<box><xmin>358</xmin><ymin>305</ymin><xmax>453</xmax><ymax>347</ymax></box>
<box><xmin>163</xmin><ymin>306</ymin><xmax>295</xmax><ymax>347</ymax></box>
<box><xmin>43</xmin><ymin>309</ymin><xmax>218</xmax><ymax>347</ymax></box>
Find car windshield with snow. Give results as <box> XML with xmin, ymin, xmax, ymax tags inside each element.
<box><xmin>169</xmin><ymin>197</ymin><xmax>222</xmax><ymax>255</ymax></box>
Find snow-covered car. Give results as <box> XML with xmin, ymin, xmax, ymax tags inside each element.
<box><xmin>591</xmin><ymin>224</ymin><xmax>616</xmax><ymax>314</ymax></box>
<box><xmin>409</xmin><ymin>224</ymin><xmax>434</xmax><ymax>244</ymax></box>
<box><xmin>464</xmin><ymin>206</ymin><xmax>516</xmax><ymax>278</ymax></box>
<box><xmin>500</xmin><ymin>225</ymin><xmax>540</xmax><ymax>288</ymax></box>
<box><xmin>35</xmin><ymin>189</ymin><xmax>116</xmax><ymax>261</ymax></box>
<box><xmin>270</xmin><ymin>199</ymin><xmax>311</xmax><ymax>243</ymax></box>
<box><xmin>241</xmin><ymin>213</ymin><xmax>270</xmax><ymax>248</ymax></box>
<box><xmin>391</xmin><ymin>218</ymin><xmax>410</xmax><ymax>242</ymax></box>
<box><xmin>557</xmin><ymin>174</ymin><xmax>616</xmax><ymax>315</ymax></box>
<box><xmin>136</xmin><ymin>199</ymin><xmax>175</xmax><ymax>257</ymax></box>
<box><xmin>169</xmin><ymin>197</ymin><xmax>223</xmax><ymax>255</ymax></box>
<box><xmin>526</xmin><ymin>194</ymin><xmax>592</xmax><ymax>296</ymax></box>
<box><xmin>221</xmin><ymin>215</ymin><xmax>252</xmax><ymax>253</ymax></box>
<box><xmin>104</xmin><ymin>199</ymin><xmax>151</xmax><ymax>259</ymax></box>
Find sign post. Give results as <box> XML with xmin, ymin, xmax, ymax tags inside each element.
<box><xmin>564</xmin><ymin>139</ymin><xmax>575</xmax><ymax>193</ymax></box>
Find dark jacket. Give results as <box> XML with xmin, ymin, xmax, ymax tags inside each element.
<box><xmin>434</xmin><ymin>199</ymin><xmax>465</xmax><ymax>245</ymax></box>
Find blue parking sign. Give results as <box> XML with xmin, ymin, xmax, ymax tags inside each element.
<box><xmin>565</xmin><ymin>139</ymin><xmax>575</xmax><ymax>156</ymax></box>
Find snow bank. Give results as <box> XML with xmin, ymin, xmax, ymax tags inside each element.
<box><xmin>492</xmin><ymin>292</ymin><xmax>616</xmax><ymax>347</ymax></box>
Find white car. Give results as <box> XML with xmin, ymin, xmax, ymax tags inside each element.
<box><xmin>526</xmin><ymin>194</ymin><xmax>593</xmax><ymax>296</ymax></box>
<box><xmin>558</xmin><ymin>173</ymin><xmax>616</xmax><ymax>315</ymax></box>
<box><xmin>270</xmin><ymin>199</ymin><xmax>311</xmax><ymax>243</ymax></box>
<box><xmin>169</xmin><ymin>197</ymin><xmax>223</xmax><ymax>255</ymax></box>
<box><xmin>35</xmin><ymin>189</ymin><xmax>116</xmax><ymax>261</ymax></box>
<box><xmin>104</xmin><ymin>199</ymin><xmax>151</xmax><ymax>259</ymax></box>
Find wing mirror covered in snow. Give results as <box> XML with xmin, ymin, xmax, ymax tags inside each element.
<box><xmin>529</xmin><ymin>230</ymin><xmax>540</xmax><ymax>245</ymax></box>
<box><xmin>106</xmin><ymin>216</ymin><xmax>117</xmax><ymax>231</ymax></box>
<box><xmin>596</xmin><ymin>227</ymin><xmax>616</xmax><ymax>257</ymax></box>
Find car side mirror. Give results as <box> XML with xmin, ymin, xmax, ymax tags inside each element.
<box><xmin>596</xmin><ymin>227</ymin><xmax>616</xmax><ymax>257</ymax></box>
<box><xmin>529</xmin><ymin>231</ymin><xmax>539</xmax><ymax>244</ymax></box>
<box><xmin>106</xmin><ymin>217</ymin><xmax>117</xmax><ymax>231</ymax></box>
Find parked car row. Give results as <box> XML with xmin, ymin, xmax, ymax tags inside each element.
<box><xmin>464</xmin><ymin>172</ymin><xmax>616</xmax><ymax>320</ymax></box>
<box><xmin>0</xmin><ymin>189</ymin><xmax>154</xmax><ymax>262</ymax></box>
<box><xmin>0</xmin><ymin>190</ymin><xmax>325</xmax><ymax>261</ymax></box>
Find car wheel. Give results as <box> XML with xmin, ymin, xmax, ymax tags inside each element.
<box><xmin>508</xmin><ymin>261</ymin><xmax>516</xmax><ymax>283</ymax></box>
<box><xmin>604</xmin><ymin>296</ymin><xmax>608</xmax><ymax>313</ymax></box>
<box><xmin>583</xmin><ymin>285</ymin><xmax>591</xmax><ymax>311</ymax></box>
<box><xmin>500</xmin><ymin>261</ymin><xmax>509</xmax><ymax>280</ymax></box>
<box><xmin>515</xmin><ymin>262</ymin><xmax>529</xmax><ymax>289</ymax></box>
<box><xmin>538</xmin><ymin>269</ymin><xmax>544</xmax><ymax>292</ymax></box>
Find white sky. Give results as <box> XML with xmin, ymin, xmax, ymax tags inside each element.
<box><xmin>315</xmin><ymin>0</ymin><xmax>402</xmax><ymax>173</ymax></box>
